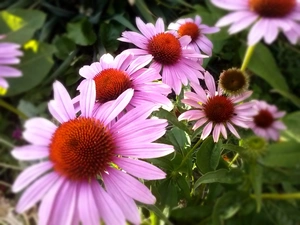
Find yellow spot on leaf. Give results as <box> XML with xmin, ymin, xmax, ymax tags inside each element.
<box><xmin>24</xmin><ymin>39</ymin><xmax>39</xmax><ymax>53</ymax></box>
<box><xmin>1</xmin><ymin>12</ymin><xmax>24</xmax><ymax>31</ymax></box>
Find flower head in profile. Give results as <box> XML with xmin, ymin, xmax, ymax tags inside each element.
<box><xmin>179</xmin><ymin>71</ymin><xmax>255</xmax><ymax>142</ymax></box>
<box><xmin>168</xmin><ymin>15</ymin><xmax>220</xmax><ymax>55</ymax></box>
<box><xmin>78</xmin><ymin>52</ymin><xmax>173</xmax><ymax>111</ymax></box>
<box><xmin>211</xmin><ymin>0</ymin><xmax>300</xmax><ymax>45</ymax></box>
<box><xmin>248</xmin><ymin>100</ymin><xmax>286</xmax><ymax>141</ymax></box>
<box><xmin>0</xmin><ymin>35</ymin><xmax>23</xmax><ymax>94</ymax></box>
<box><xmin>11</xmin><ymin>81</ymin><xmax>174</xmax><ymax>225</ymax></box>
<box><xmin>119</xmin><ymin>17</ymin><xmax>208</xmax><ymax>95</ymax></box>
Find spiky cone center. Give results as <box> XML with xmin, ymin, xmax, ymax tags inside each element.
<box><xmin>249</xmin><ymin>0</ymin><xmax>296</xmax><ymax>18</ymax></box>
<box><xmin>203</xmin><ymin>95</ymin><xmax>235</xmax><ymax>123</ymax></box>
<box><xmin>93</xmin><ymin>68</ymin><xmax>132</xmax><ymax>103</ymax></box>
<box><xmin>148</xmin><ymin>33</ymin><xmax>182</xmax><ymax>65</ymax></box>
<box><xmin>49</xmin><ymin>117</ymin><xmax>115</xmax><ymax>181</ymax></box>
<box><xmin>178</xmin><ymin>22</ymin><xmax>200</xmax><ymax>41</ymax></box>
<box><xmin>219</xmin><ymin>68</ymin><xmax>249</xmax><ymax>96</ymax></box>
<box><xmin>253</xmin><ymin>109</ymin><xmax>274</xmax><ymax>128</ymax></box>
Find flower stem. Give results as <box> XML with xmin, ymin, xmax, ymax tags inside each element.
<box><xmin>228</xmin><ymin>153</ymin><xmax>239</xmax><ymax>167</ymax></box>
<box><xmin>0</xmin><ymin>99</ymin><xmax>28</xmax><ymax>120</ymax></box>
<box><xmin>176</xmin><ymin>138</ymin><xmax>203</xmax><ymax>171</ymax></box>
<box><xmin>241</xmin><ymin>45</ymin><xmax>256</xmax><ymax>72</ymax></box>
<box><xmin>251</xmin><ymin>193</ymin><xmax>300</xmax><ymax>200</ymax></box>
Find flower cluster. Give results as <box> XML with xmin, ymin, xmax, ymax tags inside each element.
<box><xmin>11</xmin><ymin>14</ymin><xmax>287</xmax><ymax>225</ymax></box>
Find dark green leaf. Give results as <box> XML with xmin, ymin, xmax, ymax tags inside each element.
<box><xmin>53</xmin><ymin>35</ymin><xmax>76</xmax><ymax>60</ymax></box>
<box><xmin>196</xmin><ymin>136</ymin><xmax>222</xmax><ymax>173</ymax></box>
<box><xmin>67</xmin><ymin>18</ymin><xmax>96</xmax><ymax>46</ymax></box>
<box><xmin>0</xmin><ymin>9</ymin><xmax>46</xmax><ymax>44</ymax></box>
<box><xmin>166</xmin><ymin>127</ymin><xmax>190</xmax><ymax>154</ymax></box>
<box><xmin>99</xmin><ymin>21</ymin><xmax>123</xmax><ymax>52</ymax></box>
<box><xmin>194</xmin><ymin>169</ymin><xmax>243</xmax><ymax>190</ymax></box>
<box><xmin>281</xmin><ymin>111</ymin><xmax>300</xmax><ymax>142</ymax></box>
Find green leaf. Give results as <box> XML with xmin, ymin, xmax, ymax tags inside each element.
<box><xmin>6</xmin><ymin>40</ymin><xmax>56</xmax><ymax>96</ymax></box>
<box><xmin>261</xmin><ymin>141</ymin><xmax>300</xmax><ymax>168</ymax></box>
<box><xmin>239</xmin><ymin>43</ymin><xmax>289</xmax><ymax>92</ymax></box>
<box><xmin>194</xmin><ymin>169</ymin><xmax>243</xmax><ymax>190</ymax></box>
<box><xmin>158</xmin><ymin>179</ymin><xmax>178</xmax><ymax>208</ymax></box>
<box><xmin>212</xmin><ymin>191</ymin><xmax>247</xmax><ymax>225</ymax></box>
<box><xmin>67</xmin><ymin>18</ymin><xmax>96</xmax><ymax>46</ymax></box>
<box><xmin>274</xmin><ymin>89</ymin><xmax>300</xmax><ymax>108</ymax></box>
<box><xmin>155</xmin><ymin>108</ymin><xmax>191</xmax><ymax>134</ymax></box>
<box><xmin>53</xmin><ymin>35</ymin><xmax>76</xmax><ymax>60</ymax></box>
<box><xmin>134</xmin><ymin>0</ymin><xmax>155</xmax><ymax>23</ymax></box>
<box><xmin>248</xmin><ymin>164</ymin><xmax>262</xmax><ymax>212</ymax></box>
<box><xmin>196</xmin><ymin>136</ymin><xmax>222</xmax><ymax>173</ymax></box>
<box><xmin>166</xmin><ymin>127</ymin><xmax>190</xmax><ymax>154</ymax></box>
<box><xmin>0</xmin><ymin>9</ymin><xmax>46</xmax><ymax>44</ymax></box>
<box><xmin>99</xmin><ymin>21</ymin><xmax>123</xmax><ymax>53</ymax></box>
<box><xmin>282</xmin><ymin>111</ymin><xmax>300</xmax><ymax>142</ymax></box>
<box><xmin>112</xmin><ymin>14</ymin><xmax>138</xmax><ymax>32</ymax></box>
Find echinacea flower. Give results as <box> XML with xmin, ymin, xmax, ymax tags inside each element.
<box><xmin>248</xmin><ymin>100</ymin><xmax>286</xmax><ymax>141</ymax></box>
<box><xmin>211</xmin><ymin>0</ymin><xmax>300</xmax><ymax>45</ymax></box>
<box><xmin>218</xmin><ymin>67</ymin><xmax>249</xmax><ymax>96</ymax></box>
<box><xmin>11</xmin><ymin>81</ymin><xmax>174</xmax><ymax>225</ymax></box>
<box><xmin>0</xmin><ymin>35</ymin><xmax>23</xmax><ymax>92</ymax></box>
<box><xmin>119</xmin><ymin>17</ymin><xmax>207</xmax><ymax>95</ymax></box>
<box><xmin>168</xmin><ymin>15</ymin><xmax>220</xmax><ymax>55</ymax></box>
<box><xmin>179</xmin><ymin>71</ymin><xmax>255</xmax><ymax>142</ymax></box>
<box><xmin>78</xmin><ymin>52</ymin><xmax>173</xmax><ymax>111</ymax></box>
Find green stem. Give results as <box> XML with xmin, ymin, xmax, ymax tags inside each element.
<box><xmin>0</xmin><ymin>99</ymin><xmax>28</xmax><ymax>120</ymax></box>
<box><xmin>240</xmin><ymin>45</ymin><xmax>256</xmax><ymax>72</ymax></box>
<box><xmin>0</xmin><ymin>162</ymin><xmax>21</xmax><ymax>170</ymax></box>
<box><xmin>176</xmin><ymin>138</ymin><xmax>203</xmax><ymax>171</ymax></box>
<box><xmin>0</xmin><ymin>137</ymin><xmax>14</xmax><ymax>148</ymax></box>
<box><xmin>251</xmin><ymin>193</ymin><xmax>300</xmax><ymax>200</ymax></box>
<box><xmin>228</xmin><ymin>153</ymin><xmax>239</xmax><ymax>167</ymax></box>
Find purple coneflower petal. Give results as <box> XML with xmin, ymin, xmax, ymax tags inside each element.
<box><xmin>213</xmin><ymin>124</ymin><xmax>222</xmax><ymax>142</ymax></box>
<box><xmin>78</xmin><ymin>182</ymin><xmax>100</xmax><ymax>225</ymax></box>
<box><xmin>226</xmin><ymin>122</ymin><xmax>240</xmax><ymax>139</ymax></box>
<box><xmin>114</xmin><ymin>157</ymin><xmax>166</xmax><ymax>180</ymax></box>
<box><xmin>12</xmin><ymin>145</ymin><xmax>49</xmax><ymax>160</ymax></box>
<box><xmin>15</xmin><ymin>172</ymin><xmax>60</xmax><ymax>213</ymax></box>
<box><xmin>104</xmin><ymin>168</ymin><xmax>156</xmax><ymax>204</ymax></box>
<box><xmin>201</xmin><ymin>122</ymin><xmax>213</xmax><ymax>139</ymax></box>
<box><xmin>91</xmin><ymin>180</ymin><xmax>126</xmax><ymax>225</ymax></box>
<box><xmin>79</xmin><ymin>79</ymin><xmax>96</xmax><ymax>118</ymax></box>
<box><xmin>12</xmin><ymin>161</ymin><xmax>53</xmax><ymax>192</ymax></box>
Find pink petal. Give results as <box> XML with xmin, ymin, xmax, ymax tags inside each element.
<box><xmin>12</xmin><ymin>145</ymin><xmax>49</xmax><ymax>160</ymax></box>
<box><xmin>212</xmin><ymin>124</ymin><xmax>221</xmax><ymax>142</ymax></box>
<box><xmin>113</xmin><ymin>157</ymin><xmax>166</xmax><ymax>180</ymax></box>
<box><xmin>104</xmin><ymin>168</ymin><xmax>156</xmax><ymax>204</ymax></box>
<box><xmin>16</xmin><ymin>172</ymin><xmax>60</xmax><ymax>213</ymax></box>
<box><xmin>79</xmin><ymin>79</ymin><xmax>96</xmax><ymax>118</ymax></box>
<box><xmin>201</xmin><ymin>122</ymin><xmax>213</xmax><ymax>139</ymax></box>
<box><xmin>91</xmin><ymin>180</ymin><xmax>126</xmax><ymax>225</ymax></box>
<box><xmin>12</xmin><ymin>161</ymin><xmax>53</xmax><ymax>193</ymax></box>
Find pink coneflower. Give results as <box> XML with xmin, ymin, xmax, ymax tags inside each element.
<box><xmin>119</xmin><ymin>17</ymin><xmax>207</xmax><ymax>95</ymax></box>
<box><xmin>168</xmin><ymin>15</ymin><xmax>220</xmax><ymax>55</ymax></box>
<box><xmin>11</xmin><ymin>81</ymin><xmax>174</xmax><ymax>225</ymax></box>
<box><xmin>248</xmin><ymin>100</ymin><xmax>286</xmax><ymax>141</ymax></box>
<box><xmin>178</xmin><ymin>71</ymin><xmax>255</xmax><ymax>142</ymax></box>
<box><xmin>0</xmin><ymin>35</ymin><xmax>23</xmax><ymax>90</ymax></box>
<box><xmin>211</xmin><ymin>0</ymin><xmax>300</xmax><ymax>45</ymax></box>
<box><xmin>78</xmin><ymin>52</ymin><xmax>173</xmax><ymax>111</ymax></box>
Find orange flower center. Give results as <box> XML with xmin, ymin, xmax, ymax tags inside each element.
<box><xmin>178</xmin><ymin>22</ymin><xmax>200</xmax><ymax>41</ymax></box>
<box><xmin>203</xmin><ymin>96</ymin><xmax>235</xmax><ymax>123</ymax></box>
<box><xmin>249</xmin><ymin>0</ymin><xmax>296</xmax><ymax>18</ymax></box>
<box><xmin>148</xmin><ymin>33</ymin><xmax>182</xmax><ymax>65</ymax></box>
<box><xmin>49</xmin><ymin>117</ymin><xmax>115</xmax><ymax>181</ymax></box>
<box><xmin>94</xmin><ymin>68</ymin><xmax>132</xmax><ymax>103</ymax></box>
<box><xmin>253</xmin><ymin>109</ymin><xmax>274</xmax><ymax>128</ymax></box>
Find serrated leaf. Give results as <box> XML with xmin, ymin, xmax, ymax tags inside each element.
<box><xmin>6</xmin><ymin>40</ymin><xmax>56</xmax><ymax>96</ymax></box>
<box><xmin>0</xmin><ymin>9</ymin><xmax>46</xmax><ymax>44</ymax></box>
<box><xmin>67</xmin><ymin>18</ymin><xmax>96</xmax><ymax>46</ymax></box>
<box><xmin>194</xmin><ymin>169</ymin><xmax>243</xmax><ymax>190</ymax></box>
